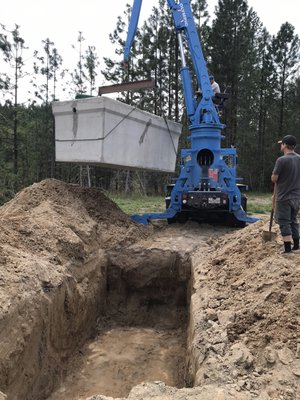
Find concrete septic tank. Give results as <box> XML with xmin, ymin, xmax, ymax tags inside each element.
<box><xmin>52</xmin><ymin>96</ymin><xmax>182</xmax><ymax>173</ymax></box>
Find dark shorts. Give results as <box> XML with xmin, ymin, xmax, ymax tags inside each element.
<box><xmin>275</xmin><ymin>199</ymin><xmax>300</xmax><ymax>238</ymax></box>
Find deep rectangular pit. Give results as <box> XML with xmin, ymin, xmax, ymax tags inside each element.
<box><xmin>47</xmin><ymin>247</ymin><xmax>191</xmax><ymax>399</ymax></box>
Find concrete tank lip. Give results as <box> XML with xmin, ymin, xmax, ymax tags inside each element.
<box><xmin>55</xmin><ymin>160</ymin><xmax>174</xmax><ymax>173</ymax></box>
<box><xmin>52</xmin><ymin>96</ymin><xmax>181</xmax><ymax>128</ymax></box>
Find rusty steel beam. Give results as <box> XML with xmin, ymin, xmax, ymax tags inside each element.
<box><xmin>98</xmin><ymin>79</ymin><xmax>155</xmax><ymax>95</ymax></box>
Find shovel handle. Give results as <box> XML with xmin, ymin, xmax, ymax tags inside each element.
<box><xmin>269</xmin><ymin>209</ymin><xmax>274</xmax><ymax>232</ymax></box>
<box><xmin>269</xmin><ymin>184</ymin><xmax>276</xmax><ymax>232</ymax></box>
<box><xmin>272</xmin><ymin>184</ymin><xmax>276</xmax><ymax>209</ymax></box>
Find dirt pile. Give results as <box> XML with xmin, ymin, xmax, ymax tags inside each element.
<box><xmin>0</xmin><ymin>179</ymin><xmax>151</xmax><ymax>400</ymax></box>
<box><xmin>0</xmin><ymin>178</ymin><xmax>148</xmax><ymax>253</ymax></box>
<box><xmin>0</xmin><ymin>178</ymin><xmax>149</xmax><ymax>299</ymax></box>
<box><xmin>188</xmin><ymin>220</ymin><xmax>300</xmax><ymax>399</ymax></box>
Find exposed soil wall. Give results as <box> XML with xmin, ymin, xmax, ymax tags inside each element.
<box><xmin>106</xmin><ymin>247</ymin><xmax>191</xmax><ymax>327</ymax></box>
<box><xmin>1</xmin><ymin>252</ymin><xmax>107</xmax><ymax>400</ymax></box>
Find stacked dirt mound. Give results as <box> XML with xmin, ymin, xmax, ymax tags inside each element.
<box><xmin>0</xmin><ymin>179</ymin><xmax>151</xmax><ymax>400</ymax></box>
<box><xmin>0</xmin><ymin>178</ymin><xmax>148</xmax><ymax>251</ymax></box>
<box><xmin>0</xmin><ymin>179</ymin><xmax>150</xmax><ymax>310</ymax></box>
<box><xmin>189</xmin><ymin>220</ymin><xmax>300</xmax><ymax>399</ymax></box>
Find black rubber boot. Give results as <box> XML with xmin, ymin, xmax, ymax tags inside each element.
<box><xmin>281</xmin><ymin>241</ymin><xmax>292</xmax><ymax>255</ymax></box>
<box><xmin>292</xmin><ymin>238</ymin><xmax>299</xmax><ymax>252</ymax></box>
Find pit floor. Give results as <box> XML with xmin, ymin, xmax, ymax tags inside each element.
<box><xmin>47</xmin><ymin>326</ymin><xmax>186</xmax><ymax>400</ymax></box>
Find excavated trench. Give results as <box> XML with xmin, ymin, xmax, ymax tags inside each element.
<box><xmin>45</xmin><ymin>246</ymin><xmax>192</xmax><ymax>400</ymax></box>
<box><xmin>4</xmin><ymin>245</ymin><xmax>190</xmax><ymax>400</ymax></box>
<box><xmin>3</xmin><ymin>177</ymin><xmax>300</xmax><ymax>400</ymax></box>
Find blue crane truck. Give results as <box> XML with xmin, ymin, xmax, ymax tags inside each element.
<box><xmin>123</xmin><ymin>0</ymin><xmax>258</xmax><ymax>227</ymax></box>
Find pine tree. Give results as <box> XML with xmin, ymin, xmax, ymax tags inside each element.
<box><xmin>84</xmin><ymin>46</ymin><xmax>100</xmax><ymax>96</ymax></box>
<box><xmin>253</xmin><ymin>28</ymin><xmax>277</xmax><ymax>190</ymax></box>
<box><xmin>208</xmin><ymin>0</ymin><xmax>261</xmax><ymax>147</ymax></box>
<box><xmin>0</xmin><ymin>24</ymin><xmax>28</xmax><ymax>190</ymax></box>
<box><xmin>270</xmin><ymin>22</ymin><xmax>300</xmax><ymax>138</ymax></box>
<box><xmin>32</xmin><ymin>39</ymin><xmax>63</xmax><ymax>103</ymax></box>
<box><xmin>285</xmin><ymin>76</ymin><xmax>300</xmax><ymax>134</ymax></box>
<box><xmin>69</xmin><ymin>31</ymin><xmax>88</xmax><ymax>96</ymax></box>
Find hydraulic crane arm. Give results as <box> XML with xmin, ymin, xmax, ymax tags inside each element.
<box><xmin>124</xmin><ymin>0</ymin><xmax>220</xmax><ymax>126</ymax></box>
<box><xmin>124</xmin><ymin>0</ymin><xmax>143</xmax><ymax>62</ymax></box>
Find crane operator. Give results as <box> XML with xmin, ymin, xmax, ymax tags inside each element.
<box><xmin>209</xmin><ymin>75</ymin><xmax>220</xmax><ymax>95</ymax></box>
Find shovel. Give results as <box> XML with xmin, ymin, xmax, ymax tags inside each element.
<box><xmin>262</xmin><ymin>185</ymin><xmax>277</xmax><ymax>241</ymax></box>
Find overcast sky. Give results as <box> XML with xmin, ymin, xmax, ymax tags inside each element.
<box><xmin>1</xmin><ymin>0</ymin><xmax>299</xmax><ymax>102</ymax></box>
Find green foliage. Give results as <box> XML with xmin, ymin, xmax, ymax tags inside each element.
<box><xmin>208</xmin><ymin>0</ymin><xmax>299</xmax><ymax>191</ymax></box>
<box><xmin>271</xmin><ymin>23</ymin><xmax>300</xmax><ymax>136</ymax></box>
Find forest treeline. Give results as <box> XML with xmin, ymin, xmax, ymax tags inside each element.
<box><xmin>0</xmin><ymin>0</ymin><xmax>299</xmax><ymax>204</ymax></box>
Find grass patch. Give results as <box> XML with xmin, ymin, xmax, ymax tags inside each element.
<box><xmin>109</xmin><ymin>192</ymin><xmax>272</xmax><ymax>216</ymax></box>
<box><xmin>247</xmin><ymin>192</ymin><xmax>272</xmax><ymax>215</ymax></box>
<box><xmin>110</xmin><ymin>195</ymin><xmax>165</xmax><ymax>215</ymax></box>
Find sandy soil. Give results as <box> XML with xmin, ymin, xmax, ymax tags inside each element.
<box><xmin>0</xmin><ymin>179</ymin><xmax>299</xmax><ymax>400</ymax></box>
<box><xmin>48</xmin><ymin>326</ymin><xmax>186</xmax><ymax>400</ymax></box>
